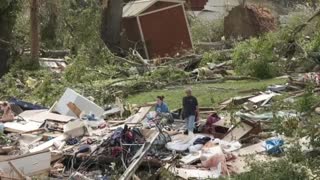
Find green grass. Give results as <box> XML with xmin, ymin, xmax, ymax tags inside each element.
<box><xmin>127</xmin><ymin>78</ymin><xmax>287</xmax><ymax>110</ymax></box>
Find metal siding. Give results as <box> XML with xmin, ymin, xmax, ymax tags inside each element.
<box><xmin>139</xmin><ymin>5</ymin><xmax>192</xmax><ymax>58</ymax></box>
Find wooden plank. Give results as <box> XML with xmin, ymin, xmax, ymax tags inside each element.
<box><xmin>222</xmin><ymin>121</ymin><xmax>253</xmax><ymax>142</ymax></box>
<box><xmin>67</xmin><ymin>102</ymin><xmax>82</xmax><ymax>118</ymax></box>
<box><xmin>249</xmin><ymin>93</ymin><xmax>277</xmax><ymax>104</ymax></box>
<box><xmin>126</xmin><ymin>106</ymin><xmax>152</xmax><ymax>124</ymax></box>
<box><xmin>119</xmin><ymin>131</ymin><xmax>159</xmax><ymax>180</ymax></box>
<box><xmin>234</xmin><ymin>141</ymin><xmax>265</xmax><ymax>156</ymax></box>
<box><xmin>109</xmin><ymin>106</ymin><xmax>152</xmax><ymax>131</ymax></box>
<box><xmin>29</xmin><ymin>134</ymin><xmax>68</xmax><ymax>153</ymax></box>
<box><xmin>9</xmin><ymin>161</ymin><xmax>28</xmax><ymax>180</ymax></box>
<box><xmin>166</xmin><ymin>164</ymin><xmax>220</xmax><ymax>179</ymax></box>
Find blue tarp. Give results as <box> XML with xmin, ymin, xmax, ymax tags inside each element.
<box><xmin>265</xmin><ymin>138</ymin><xmax>284</xmax><ymax>155</ymax></box>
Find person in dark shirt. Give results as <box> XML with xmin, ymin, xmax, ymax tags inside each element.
<box><xmin>182</xmin><ymin>88</ymin><xmax>199</xmax><ymax>134</ymax></box>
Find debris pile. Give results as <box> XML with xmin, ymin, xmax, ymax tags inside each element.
<box><xmin>0</xmin><ymin>72</ymin><xmax>316</xmax><ymax>179</ymax></box>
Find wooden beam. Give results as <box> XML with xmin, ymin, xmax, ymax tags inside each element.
<box><xmin>9</xmin><ymin>161</ymin><xmax>28</xmax><ymax>180</ymax></box>
<box><xmin>119</xmin><ymin>131</ymin><xmax>159</xmax><ymax>180</ymax></box>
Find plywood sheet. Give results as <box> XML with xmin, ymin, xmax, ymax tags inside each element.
<box><xmin>4</xmin><ymin>121</ymin><xmax>43</xmax><ymax>133</ymax></box>
<box><xmin>234</xmin><ymin>141</ymin><xmax>265</xmax><ymax>156</ymax></box>
<box><xmin>19</xmin><ymin>110</ymin><xmax>74</xmax><ymax>123</ymax></box>
<box><xmin>222</xmin><ymin>121</ymin><xmax>253</xmax><ymax>142</ymax></box>
<box><xmin>0</xmin><ymin>151</ymin><xmax>50</xmax><ymax>178</ymax></box>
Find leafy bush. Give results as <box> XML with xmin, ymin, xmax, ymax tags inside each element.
<box><xmin>232</xmin><ymin>158</ymin><xmax>309</xmax><ymax>180</ymax></box>
<box><xmin>296</xmin><ymin>84</ymin><xmax>316</xmax><ymax>113</ymax></box>
<box><xmin>190</xmin><ymin>18</ymin><xmax>224</xmax><ymax>43</ymax></box>
<box><xmin>199</xmin><ymin>51</ymin><xmax>228</xmax><ymax>67</ymax></box>
<box><xmin>232</xmin><ymin>33</ymin><xmax>281</xmax><ymax>79</ymax></box>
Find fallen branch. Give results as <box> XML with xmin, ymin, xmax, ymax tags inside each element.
<box><xmin>190</xmin><ymin>76</ymin><xmax>260</xmax><ymax>84</ymax></box>
<box><xmin>114</xmin><ymin>56</ymin><xmax>144</xmax><ymax>66</ymax></box>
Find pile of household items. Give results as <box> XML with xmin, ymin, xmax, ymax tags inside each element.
<box><xmin>0</xmin><ymin>73</ymin><xmax>317</xmax><ymax>179</ymax></box>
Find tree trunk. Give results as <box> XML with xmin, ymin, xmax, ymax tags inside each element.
<box><xmin>30</xmin><ymin>0</ymin><xmax>40</xmax><ymax>62</ymax></box>
<box><xmin>0</xmin><ymin>1</ymin><xmax>20</xmax><ymax>77</ymax></box>
<box><xmin>101</xmin><ymin>0</ymin><xmax>123</xmax><ymax>54</ymax></box>
<box><xmin>41</xmin><ymin>0</ymin><xmax>58</xmax><ymax>48</ymax></box>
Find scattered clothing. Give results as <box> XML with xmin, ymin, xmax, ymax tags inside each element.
<box><xmin>194</xmin><ymin>137</ymin><xmax>212</xmax><ymax>145</ymax></box>
<box><xmin>66</xmin><ymin>138</ymin><xmax>79</xmax><ymax>145</ymax></box>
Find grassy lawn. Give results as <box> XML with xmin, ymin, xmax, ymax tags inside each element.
<box><xmin>127</xmin><ymin>78</ymin><xmax>287</xmax><ymax>110</ymax></box>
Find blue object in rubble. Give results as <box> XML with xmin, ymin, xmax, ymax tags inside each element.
<box><xmin>8</xmin><ymin>98</ymin><xmax>47</xmax><ymax>111</ymax></box>
<box><xmin>265</xmin><ymin>138</ymin><xmax>284</xmax><ymax>155</ymax></box>
<box><xmin>82</xmin><ymin>113</ymin><xmax>98</xmax><ymax>121</ymax></box>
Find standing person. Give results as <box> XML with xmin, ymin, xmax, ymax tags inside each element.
<box><xmin>182</xmin><ymin>88</ymin><xmax>199</xmax><ymax>134</ymax></box>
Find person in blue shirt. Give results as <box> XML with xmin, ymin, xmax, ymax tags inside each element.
<box><xmin>155</xmin><ymin>96</ymin><xmax>173</xmax><ymax>124</ymax></box>
<box><xmin>155</xmin><ymin>96</ymin><xmax>169</xmax><ymax>114</ymax></box>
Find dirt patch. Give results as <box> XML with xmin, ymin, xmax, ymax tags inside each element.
<box><xmin>224</xmin><ymin>4</ymin><xmax>277</xmax><ymax>39</ymax></box>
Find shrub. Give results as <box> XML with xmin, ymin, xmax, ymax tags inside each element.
<box><xmin>190</xmin><ymin>18</ymin><xmax>224</xmax><ymax>43</ymax></box>
<box><xmin>199</xmin><ymin>51</ymin><xmax>229</xmax><ymax>67</ymax></box>
<box><xmin>232</xmin><ymin>33</ymin><xmax>281</xmax><ymax>79</ymax></box>
<box><xmin>232</xmin><ymin>158</ymin><xmax>309</xmax><ymax>180</ymax></box>
<box><xmin>295</xmin><ymin>84</ymin><xmax>316</xmax><ymax>113</ymax></box>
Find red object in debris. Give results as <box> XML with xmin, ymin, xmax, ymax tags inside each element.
<box><xmin>99</xmin><ymin>123</ymin><xmax>107</xmax><ymax>129</ymax></box>
<box><xmin>185</xmin><ymin>0</ymin><xmax>208</xmax><ymax>11</ymax></box>
<box><xmin>122</xmin><ymin>0</ymin><xmax>193</xmax><ymax>59</ymax></box>
<box><xmin>112</xmin><ymin>147</ymin><xmax>123</xmax><ymax>157</ymax></box>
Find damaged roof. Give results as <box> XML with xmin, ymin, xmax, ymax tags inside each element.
<box><xmin>123</xmin><ymin>0</ymin><xmax>185</xmax><ymax>18</ymax></box>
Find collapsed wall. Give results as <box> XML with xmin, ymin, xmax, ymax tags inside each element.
<box><xmin>224</xmin><ymin>4</ymin><xmax>277</xmax><ymax>39</ymax></box>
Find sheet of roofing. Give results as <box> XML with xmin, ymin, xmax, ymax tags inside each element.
<box><xmin>123</xmin><ymin>0</ymin><xmax>155</xmax><ymax>17</ymax></box>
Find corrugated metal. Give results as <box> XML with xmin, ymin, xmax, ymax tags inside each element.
<box><xmin>123</xmin><ymin>0</ymin><xmax>155</xmax><ymax>17</ymax></box>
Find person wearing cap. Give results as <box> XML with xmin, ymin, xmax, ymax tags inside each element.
<box><xmin>0</xmin><ymin>102</ymin><xmax>14</xmax><ymax>122</ymax></box>
<box><xmin>182</xmin><ymin>88</ymin><xmax>199</xmax><ymax>134</ymax></box>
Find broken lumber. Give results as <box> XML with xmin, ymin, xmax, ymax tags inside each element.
<box><xmin>29</xmin><ymin>134</ymin><xmax>68</xmax><ymax>153</ymax></box>
<box><xmin>222</xmin><ymin>121</ymin><xmax>253</xmax><ymax>142</ymax></box>
<box><xmin>119</xmin><ymin>131</ymin><xmax>159</xmax><ymax>180</ymax></box>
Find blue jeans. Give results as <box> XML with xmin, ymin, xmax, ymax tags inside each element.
<box><xmin>185</xmin><ymin>115</ymin><xmax>195</xmax><ymax>132</ymax></box>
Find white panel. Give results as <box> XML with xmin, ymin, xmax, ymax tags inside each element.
<box><xmin>53</xmin><ymin>88</ymin><xmax>104</xmax><ymax>118</ymax></box>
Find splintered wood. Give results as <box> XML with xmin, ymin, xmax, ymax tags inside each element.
<box><xmin>222</xmin><ymin>122</ymin><xmax>253</xmax><ymax>142</ymax></box>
